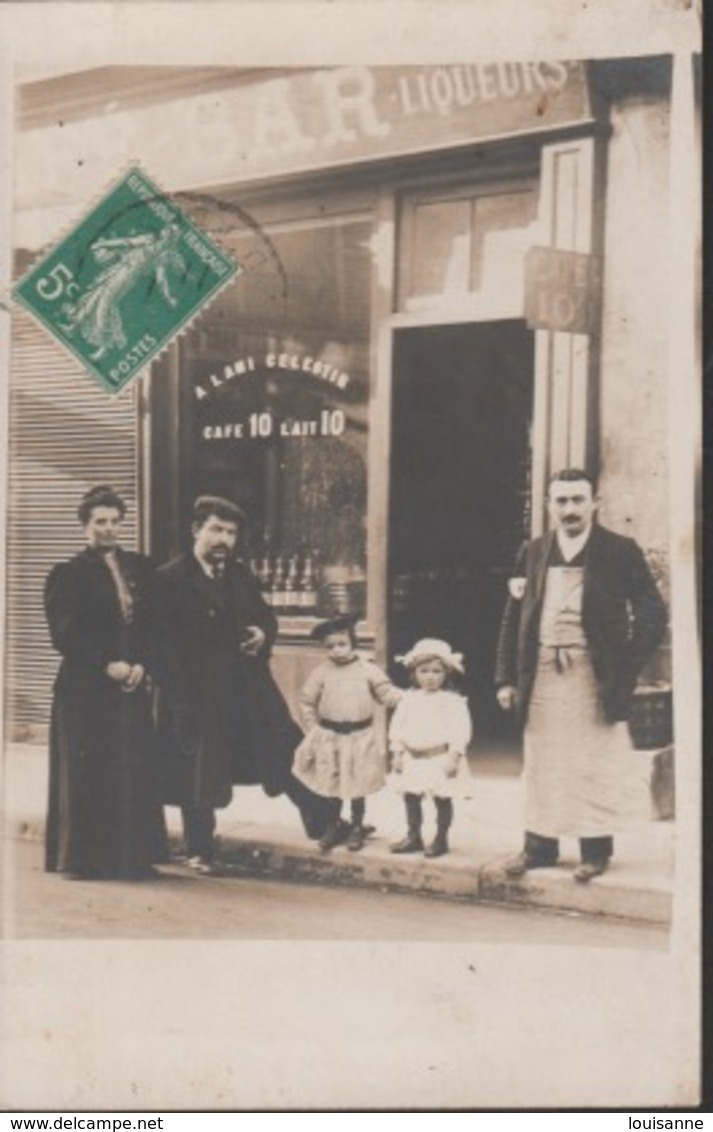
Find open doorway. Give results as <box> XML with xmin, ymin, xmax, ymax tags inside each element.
<box><xmin>388</xmin><ymin>320</ymin><xmax>534</xmax><ymax>763</ymax></box>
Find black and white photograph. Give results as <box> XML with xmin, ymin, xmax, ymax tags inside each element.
<box><xmin>0</xmin><ymin>0</ymin><xmax>702</xmax><ymax>1113</ymax></box>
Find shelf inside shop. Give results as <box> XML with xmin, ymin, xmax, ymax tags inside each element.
<box><xmin>276</xmin><ymin>616</ymin><xmax>374</xmax><ymax>643</ymax></box>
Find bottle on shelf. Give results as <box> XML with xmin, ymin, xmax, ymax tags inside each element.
<box><xmin>271</xmin><ymin>557</ymin><xmax>287</xmax><ymax>612</ymax></box>
<box><xmin>324</xmin><ymin>566</ymin><xmax>350</xmax><ymax>616</ymax></box>
<box><xmin>284</xmin><ymin>555</ymin><xmax>300</xmax><ymax>615</ymax></box>
<box><xmin>260</xmin><ymin>556</ymin><xmax>273</xmax><ymax>605</ymax></box>
<box><xmin>298</xmin><ymin>555</ymin><xmax>318</xmax><ymax>615</ymax></box>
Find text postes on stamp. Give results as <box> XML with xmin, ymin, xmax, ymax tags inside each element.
<box><xmin>13</xmin><ymin>166</ymin><xmax>241</xmax><ymax>394</ymax></box>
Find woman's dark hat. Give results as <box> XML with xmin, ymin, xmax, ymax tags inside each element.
<box><xmin>310</xmin><ymin>613</ymin><xmax>360</xmax><ymax>641</ymax></box>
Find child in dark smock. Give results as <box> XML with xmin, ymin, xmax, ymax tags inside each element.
<box><xmin>292</xmin><ymin>615</ymin><xmax>403</xmax><ymax>852</ymax></box>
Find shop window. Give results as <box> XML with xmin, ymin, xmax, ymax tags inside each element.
<box><xmin>399</xmin><ymin>183</ymin><xmax>538</xmax><ymax>312</ymax></box>
<box><xmin>178</xmin><ymin>212</ymin><xmax>372</xmax><ymax>620</ymax></box>
<box><xmin>410</xmin><ymin>199</ymin><xmax>471</xmax><ymax>297</ymax></box>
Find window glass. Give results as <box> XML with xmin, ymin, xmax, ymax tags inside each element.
<box><xmin>400</xmin><ymin>184</ymin><xmax>537</xmax><ymax>310</ymax></box>
<box><xmin>182</xmin><ymin>214</ymin><xmax>371</xmax><ymax>617</ymax></box>
<box><xmin>410</xmin><ymin>198</ymin><xmax>471</xmax><ymax>297</ymax></box>
<box><xmin>470</xmin><ymin>190</ymin><xmax>537</xmax><ymax>289</ymax></box>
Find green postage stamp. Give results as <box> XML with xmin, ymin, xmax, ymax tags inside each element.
<box><xmin>13</xmin><ymin>166</ymin><xmax>240</xmax><ymax>393</ymax></box>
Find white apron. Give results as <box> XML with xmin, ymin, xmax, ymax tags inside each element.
<box><xmin>524</xmin><ymin>566</ymin><xmax>648</xmax><ymax>838</ymax></box>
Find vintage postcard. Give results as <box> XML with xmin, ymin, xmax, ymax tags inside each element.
<box><xmin>0</xmin><ymin>0</ymin><xmax>702</xmax><ymax>1113</ymax></box>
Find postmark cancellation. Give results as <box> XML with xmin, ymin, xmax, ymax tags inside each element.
<box><xmin>13</xmin><ymin>165</ymin><xmax>241</xmax><ymax>394</ymax></box>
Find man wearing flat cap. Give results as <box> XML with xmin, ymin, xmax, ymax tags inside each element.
<box><xmin>155</xmin><ymin>495</ymin><xmax>330</xmax><ymax>872</ymax></box>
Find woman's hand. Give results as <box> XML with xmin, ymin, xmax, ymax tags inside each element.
<box><xmin>106</xmin><ymin>660</ymin><xmax>132</xmax><ymax>683</ymax></box>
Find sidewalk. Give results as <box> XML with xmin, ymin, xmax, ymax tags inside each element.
<box><xmin>2</xmin><ymin>743</ymin><xmax>674</xmax><ymax>925</ymax></box>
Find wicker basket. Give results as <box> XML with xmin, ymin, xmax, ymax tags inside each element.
<box><xmin>628</xmin><ymin>685</ymin><xmax>673</xmax><ymax>750</ymax></box>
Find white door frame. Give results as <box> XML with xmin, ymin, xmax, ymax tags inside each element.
<box><xmin>365</xmin><ymin>137</ymin><xmax>603</xmax><ymax>663</ymax></box>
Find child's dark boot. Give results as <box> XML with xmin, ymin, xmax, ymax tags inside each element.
<box><xmin>390</xmin><ymin>793</ymin><xmax>424</xmax><ymax>853</ymax></box>
<box><xmin>424</xmin><ymin>797</ymin><xmax>453</xmax><ymax>858</ymax></box>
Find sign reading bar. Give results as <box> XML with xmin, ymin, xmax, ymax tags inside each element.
<box><xmin>524</xmin><ymin>246</ymin><xmax>601</xmax><ymax>335</ymax></box>
<box><xmin>18</xmin><ymin>63</ymin><xmax>592</xmax><ymax>222</ymax></box>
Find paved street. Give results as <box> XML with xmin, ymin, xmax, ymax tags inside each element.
<box><xmin>3</xmin><ymin>838</ymin><xmax>667</xmax><ymax>948</ymax></box>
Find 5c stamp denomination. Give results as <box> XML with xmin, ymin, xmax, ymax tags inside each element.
<box><xmin>13</xmin><ymin>166</ymin><xmax>240</xmax><ymax>393</ymax></box>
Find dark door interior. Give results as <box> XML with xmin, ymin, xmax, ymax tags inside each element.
<box><xmin>388</xmin><ymin>320</ymin><xmax>534</xmax><ymax>755</ymax></box>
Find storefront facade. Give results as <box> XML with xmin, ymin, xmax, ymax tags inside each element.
<box><xmin>8</xmin><ymin>58</ymin><xmax>683</xmax><ymax>740</ymax></box>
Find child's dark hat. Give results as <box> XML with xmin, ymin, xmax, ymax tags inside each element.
<box><xmin>310</xmin><ymin>613</ymin><xmax>360</xmax><ymax>641</ymax></box>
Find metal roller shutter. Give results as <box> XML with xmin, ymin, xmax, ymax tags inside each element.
<box><xmin>6</xmin><ymin>312</ymin><xmax>140</xmax><ymax>736</ymax></box>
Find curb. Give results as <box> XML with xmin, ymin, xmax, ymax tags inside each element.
<box><xmin>216</xmin><ymin>833</ymin><xmax>673</xmax><ymax>926</ymax></box>
<box><xmin>477</xmin><ymin>860</ymin><xmax>673</xmax><ymax>924</ymax></box>
<box><xmin>6</xmin><ymin>814</ymin><xmax>670</xmax><ymax>926</ymax></box>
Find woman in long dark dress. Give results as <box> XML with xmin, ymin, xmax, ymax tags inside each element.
<box><xmin>44</xmin><ymin>485</ymin><xmax>168</xmax><ymax>879</ymax></box>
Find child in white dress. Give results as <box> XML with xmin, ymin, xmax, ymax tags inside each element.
<box><xmin>389</xmin><ymin>638</ymin><xmax>472</xmax><ymax>858</ymax></box>
<box><xmin>293</xmin><ymin>614</ymin><xmax>403</xmax><ymax>852</ymax></box>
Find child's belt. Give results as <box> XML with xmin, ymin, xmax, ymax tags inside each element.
<box><xmin>319</xmin><ymin>717</ymin><xmax>373</xmax><ymax>734</ymax></box>
<box><xmin>405</xmin><ymin>743</ymin><xmax>449</xmax><ymax>759</ymax></box>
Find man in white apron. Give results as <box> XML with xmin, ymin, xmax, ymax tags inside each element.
<box><xmin>495</xmin><ymin>468</ymin><xmax>667</xmax><ymax>882</ymax></box>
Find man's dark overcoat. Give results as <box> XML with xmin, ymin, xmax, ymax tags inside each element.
<box><xmin>44</xmin><ymin>548</ymin><xmax>168</xmax><ymax>876</ymax></box>
<box><xmin>495</xmin><ymin>524</ymin><xmax>667</xmax><ymax>725</ymax></box>
<box><xmin>155</xmin><ymin>554</ymin><xmax>304</xmax><ymax>808</ymax></box>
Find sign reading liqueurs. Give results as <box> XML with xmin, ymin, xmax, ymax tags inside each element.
<box><xmin>13</xmin><ymin>166</ymin><xmax>240</xmax><ymax>394</ymax></box>
<box><xmin>17</xmin><ymin>65</ymin><xmax>592</xmax><ymax>220</ymax></box>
